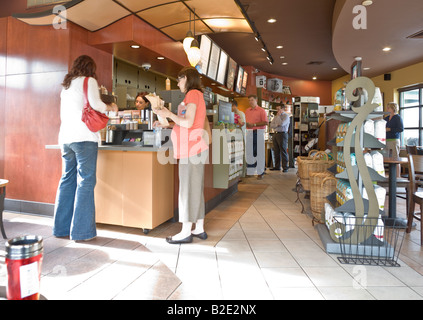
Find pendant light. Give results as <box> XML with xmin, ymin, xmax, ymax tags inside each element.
<box><xmin>187</xmin><ymin>9</ymin><xmax>201</xmax><ymax>67</ymax></box>
<box><xmin>183</xmin><ymin>11</ymin><xmax>194</xmax><ymax>54</ymax></box>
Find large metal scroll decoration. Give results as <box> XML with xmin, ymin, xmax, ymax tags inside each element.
<box><xmin>330</xmin><ymin>77</ymin><xmax>380</xmax><ymax>244</ymax></box>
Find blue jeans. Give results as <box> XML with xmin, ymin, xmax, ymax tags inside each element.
<box><xmin>53</xmin><ymin>142</ymin><xmax>98</xmax><ymax>240</ymax></box>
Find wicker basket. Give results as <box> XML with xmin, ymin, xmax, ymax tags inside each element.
<box><xmin>310</xmin><ymin>173</ymin><xmax>337</xmax><ymax>223</ymax></box>
<box><xmin>298</xmin><ymin>151</ymin><xmax>332</xmax><ymax>191</ymax></box>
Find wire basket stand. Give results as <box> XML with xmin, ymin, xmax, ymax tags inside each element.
<box><xmin>334</xmin><ymin>217</ymin><xmax>405</xmax><ymax>267</ymax></box>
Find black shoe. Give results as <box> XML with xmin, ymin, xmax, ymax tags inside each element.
<box><xmin>166</xmin><ymin>235</ymin><xmax>193</xmax><ymax>244</ymax></box>
<box><xmin>270</xmin><ymin>168</ymin><xmax>281</xmax><ymax>171</ymax></box>
<box><xmin>192</xmin><ymin>232</ymin><xmax>208</xmax><ymax>240</ymax></box>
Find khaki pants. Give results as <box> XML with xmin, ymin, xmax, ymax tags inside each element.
<box><xmin>386</xmin><ymin>139</ymin><xmax>400</xmax><ymax>158</ymax></box>
<box><xmin>178</xmin><ymin>151</ymin><xmax>208</xmax><ymax>223</ymax></box>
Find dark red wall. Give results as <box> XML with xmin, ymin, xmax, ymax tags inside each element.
<box><xmin>244</xmin><ymin>66</ymin><xmax>332</xmax><ymax>105</ymax></box>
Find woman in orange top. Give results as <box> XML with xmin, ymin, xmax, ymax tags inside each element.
<box><xmin>155</xmin><ymin>67</ymin><xmax>209</xmax><ymax>244</ymax></box>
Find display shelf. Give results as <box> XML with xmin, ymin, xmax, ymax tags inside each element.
<box><xmin>326</xmin><ymin>192</ymin><xmax>384</xmax><ymax>215</ymax></box>
<box><xmin>212</xmin><ymin>128</ymin><xmax>244</xmax><ymax>189</ymax></box>
<box><xmin>321</xmin><ymin>80</ymin><xmax>385</xmax><ymax>243</ymax></box>
<box><xmin>335</xmin><ymin>166</ymin><xmax>387</xmax><ymax>182</ymax></box>
<box><xmin>293</xmin><ymin>96</ymin><xmax>320</xmax><ymax>157</ymax></box>
<box><xmin>337</xmin><ymin>133</ymin><xmax>386</xmax><ymax>149</ymax></box>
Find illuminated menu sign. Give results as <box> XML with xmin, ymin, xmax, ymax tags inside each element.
<box><xmin>216</xmin><ymin>51</ymin><xmax>228</xmax><ymax>85</ymax></box>
<box><xmin>199</xmin><ymin>35</ymin><xmax>212</xmax><ymax>75</ymax></box>
<box><xmin>207</xmin><ymin>42</ymin><xmax>220</xmax><ymax>81</ymax></box>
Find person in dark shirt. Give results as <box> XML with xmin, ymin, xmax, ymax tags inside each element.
<box><xmin>384</xmin><ymin>102</ymin><xmax>403</xmax><ymax>158</ymax></box>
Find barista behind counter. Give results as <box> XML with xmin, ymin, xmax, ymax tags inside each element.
<box><xmin>135</xmin><ymin>92</ymin><xmax>157</xmax><ymax>126</ymax></box>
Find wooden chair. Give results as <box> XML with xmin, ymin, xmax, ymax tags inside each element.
<box><xmin>0</xmin><ymin>179</ymin><xmax>9</xmax><ymax>239</ymax></box>
<box><xmin>407</xmin><ymin>154</ymin><xmax>423</xmax><ymax>245</ymax></box>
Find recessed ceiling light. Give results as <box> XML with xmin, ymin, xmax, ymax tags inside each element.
<box><xmin>313</xmin><ymin>77</ymin><xmax>317</xmax><ymax>80</ymax></box>
<box><xmin>383</xmin><ymin>47</ymin><xmax>392</xmax><ymax>52</ymax></box>
<box><xmin>157</xmin><ymin>57</ymin><xmax>165</xmax><ymax>60</ymax></box>
<box><xmin>267</xmin><ymin>18</ymin><xmax>277</xmax><ymax>23</ymax></box>
<box><xmin>261</xmin><ymin>47</ymin><xmax>266</xmax><ymax>52</ymax></box>
<box><xmin>280</xmin><ymin>56</ymin><xmax>285</xmax><ymax>59</ymax></box>
<box><xmin>282</xmin><ymin>62</ymin><xmax>288</xmax><ymax>66</ymax></box>
<box><xmin>332</xmin><ymin>67</ymin><xmax>338</xmax><ymax>70</ymax></box>
<box><xmin>276</xmin><ymin>45</ymin><xmax>283</xmax><ymax>49</ymax></box>
<box><xmin>131</xmin><ymin>45</ymin><xmax>140</xmax><ymax>49</ymax></box>
<box><xmin>362</xmin><ymin>0</ymin><xmax>373</xmax><ymax>6</ymax></box>
<box><xmin>363</xmin><ymin>67</ymin><xmax>371</xmax><ymax>70</ymax></box>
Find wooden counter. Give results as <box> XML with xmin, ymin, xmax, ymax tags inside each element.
<box><xmin>46</xmin><ymin>139</ymin><xmax>239</xmax><ymax>234</ymax></box>
<box><xmin>95</xmin><ymin>147</ymin><xmax>174</xmax><ymax>234</ymax></box>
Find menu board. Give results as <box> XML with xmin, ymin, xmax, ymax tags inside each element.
<box><xmin>207</xmin><ymin>42</ymin><xmax>220</xmax><ymax>81</ymax></box>
<box><xmin>199</xmin><ymin>35</ymin><xmax>212</xmax><ymax>75</ymax></box>
<box><xmin>216</xmin><ymin>50</ymin><xmax>228</xmax><ymax>85</ymax></box>
<box><xmin>226</xmin><ymin>58</ymin><xmax>237</xmax><ymax>91</ymax></box>
<box><xmin>235</xmin><ymin>66</ymin><xmax>244</xmax><ymax>94</ymax></box>
<box><xmin>241</xmin><ymin>70</ymin><xmax>248</xmax><ymax>95</ymax></box>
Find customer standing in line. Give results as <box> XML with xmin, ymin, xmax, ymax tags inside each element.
<box><xmin>232</xmin><ymin>100</ymin><xmax>246</xmax><ymax>134</ymax></box>
<box><xmin>384</xmin><ymin>102</ymin><xmax>403</xmax><ymax>158</ymax></box>
<box><xmin>244</xmin><ymin>95</ymin><xmax>268</xmax><ymax>180</ymax></box>
<box><xmin>154</xmin><ymin>66</ymin><xmax>209</xmax><ymax>244</ymax></box>
<box><xmin>53</xmin><ymin>55</ymin><xmax>118</xmax><ymax>241</ymax></box>
<box><xmin>270</xmin><ymin>105</ymin><xmax>290</xmax><ymax>172</ymax></box>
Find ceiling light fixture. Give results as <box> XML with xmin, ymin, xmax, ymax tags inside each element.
<box><xmin>267</xmin><ymin>18</ymin><xmax>277</xmax><ymax>23</ymax></box>
<box><xmin>282</xmin><ymin>62</ymin><xmax>288</xmax><ymax>66</ymax></box>
<box><xmin>383</xmin><ymin>47</ymin><xmax>392</xmax><ymax>52</ymax></box>
<box><xmin>276</xmin><ymin>45</ymin><xmax>283</xmax><ymax>49</ymax></box>
<box><xmin>362</xmin><ymin>0</ymin><xmax>373</xmax><ymax>6</ymax></box>
<box><xmin>254</xmin><ymin>33</ymin><xmax>260</xmax><ymax>41</ymax></box>
<box><xmin>313</xmin><ymin>77</ymin><xmax>317</xmax><ymax>80</ymax></box>
<box><xmin>131</xmin><ymin>45</ymin><xmax>140</xmax><ymax>49</ymax></box>
<box><xmin>187</xmin><ymin>9</ymin><xmax>201</xmax><ymax>67</ymax></box>
<box><xmin>332</xmin><ymin>67</ymin><xmax>338</xmax><ymax>70</ymax></box>
<box><xmin>183</xmin><ymin>11</ymin><xmax>194</xmax><ymax>54</ymax></box>
<box><xmin>157</xmin><ymin>57</ymin><xmax>165</xmax><ymax>60</ymax></box>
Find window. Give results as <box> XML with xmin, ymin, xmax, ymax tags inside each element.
<box><xmin>399</xmin><ymin>85</ymin><xmax>423</xmax><ymax>146</ymax></box>
<box><xmin>27</xmin><ymin>0</ymin><xmax>70</xmax><ymax>8</ymax></box>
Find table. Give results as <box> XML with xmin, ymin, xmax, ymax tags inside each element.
<box><xmin>383</xmin><ymin>157</ymin><xmax>409</xmax><ymax>228</ymax></box>
<box><xmin>0</xmin><ymin>179</ymin><xmax>8</xmax><ymax>239</ymax></box>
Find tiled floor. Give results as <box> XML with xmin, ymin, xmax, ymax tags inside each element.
<box><xmin>1</xmin><ymin>170</ymin><xmax>423</xmax><ymax>300</ymax></box>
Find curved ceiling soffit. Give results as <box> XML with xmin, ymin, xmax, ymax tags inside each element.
<box><xmin>332</xmin><ymin>0</ymin><xmax>423</xmax><ymax>78</ymax></box>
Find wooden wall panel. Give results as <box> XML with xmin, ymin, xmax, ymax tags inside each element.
<box><xmin>6</xmin><ymin>17</ymin><xmax>69</xmax><ymax>76</ymax></box>
<box><xmin>68</xmin><ymin>22</ymin><xmax>113</xmax><ymax>92</ymax></box>
<box><xmin>0</xmin><ymin>18</ymin><xmax>7</xmax><ymax>77</ymax></box>
<box><xmin>5</xmin><ymin>72</ymin><xmax>64</xmax><ymax>203</ymax></box>
<box><xmin>0</xmin><ymin>0</ymin><xmax>27</xmax><ymax>19</ymax></box>
<box><xmin>0</xmin><ymin>76</ymin><xmax>5</xmax><ymax>179</ymax></box>
<box><xmin>3</xmin><ymin>19</ymin><xmax>112</xmax><ymax>204</ymax></box>
<box><xmin>0</xmin><ymin>18</ymin><xmax>6</xmax><ymax>178</ymax></box>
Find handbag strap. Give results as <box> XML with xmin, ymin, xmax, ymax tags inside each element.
<box><xmin>83</xmin><ymin>77</ymin><xmax>90</xmax><ymax>109</ymax></box>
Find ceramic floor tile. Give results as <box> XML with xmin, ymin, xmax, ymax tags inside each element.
<box><xmin>248</xmin><ymin>240</ymin><xmax>287</xmax><ymax>252</ymax></box>
<box><xmin>243</xmin><ymin>230</ymin><xmax>279</xmax><ymax>241</ymax></box>
<box><xmin>317</xmin><ymin>286</ymin><xmax>375</xmax><ymax>300</ymax></box>
<box><xmin>366</xmin><ymin>286</ymin><xmax>423</xmax><ymax>300</ymax></box>
<box><xmin>303</xmin><ymin>266</ymin><xmax>357</xmax><ymax>287</ymax></box>
<box><xmin>261</xmin><ymin>267</ymin><xmax>315</xmax><ymax>288</ymax></box>
<box><xmin>3</xmin><ymin>170</ymin><xmax>423</xmax><ymax>300</ymax></box>
<box><xmin>254</xmin><ymin>251</ymin><xmax>299</xmax><ymax>268</ymax></box>
<box><xmin>270</xmin><ymin>287</ymin><xmax>324</xmax><ymax>300</ymax></box>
